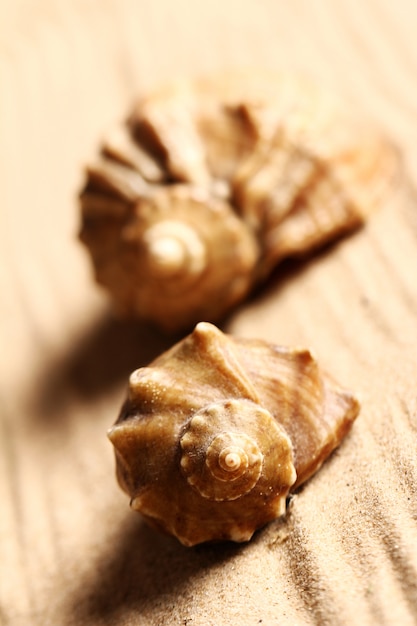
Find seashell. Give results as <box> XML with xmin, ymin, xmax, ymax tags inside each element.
<box><xmin>80</xmin><ymin>71</ymin><xmax>396</xmax><ymax>332</ymax></box>
<box><xmin>108</xmin><ymin>322</ymin><xmax>360</xmax><ymax>546</ymax></box>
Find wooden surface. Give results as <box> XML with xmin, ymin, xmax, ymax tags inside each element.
<box><xmin>1</xmin><ymin>1</ymin><xmax>417</xmax><ymax>624</ymax></box>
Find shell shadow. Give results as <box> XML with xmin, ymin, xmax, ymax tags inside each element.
<box><xmin>28</xmin><ymin>312</ymin><xmax>181</xmax><ymax>425</ymax></box>
<box><xmin>54</xmin><ymin>314</ymin><xmax>179</xmax><ymax>399</ymax></box>
<box><xmin>70</xmin><ymin>512</ymin><xmax>243</xmax><ymax>623</ymax></box>
<box><xmin>28</xmin><ymin>234</ymin><xmax>348</xmax><ymax>428</ymax></box>
<box><xmin>242</xmin><ymin>238</ymin><xmax>344</xmax><ymax>309</ymax></box>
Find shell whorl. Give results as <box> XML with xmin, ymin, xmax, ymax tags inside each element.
<box><xmin>179</xmin><ymin>399</ymin><xmax>295</xmax><ymax>502</ymax></box>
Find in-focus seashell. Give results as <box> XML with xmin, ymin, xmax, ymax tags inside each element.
<box><xmin>80</xmin><ymin>71</ymin><xmax>396</xmax><ymax>332</ymax></box>
<box><xmin>108</xmin><ymin>322</ymin><xmax>360</xmax><ymax>546</ymax></box>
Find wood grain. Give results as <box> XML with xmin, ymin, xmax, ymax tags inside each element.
<box><xmin>1</xmin><ymin>1</ymin><xmax>417</xmax><ymax>624</ymax></box>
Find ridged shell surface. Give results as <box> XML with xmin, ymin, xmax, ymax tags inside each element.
<box><xmin>80</xmin><ymin>71</ymin><xmax>396</xmax><ymax>332</ymax></box>
<box><xmin>108</xmin><ymin>322</ymin><xmax>360</xmax><ymax>546</ymax></box>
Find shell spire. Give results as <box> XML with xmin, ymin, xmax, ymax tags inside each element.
<box><xmin>108</xmin><ymin>322</ymin><xmax>360</xmax><ymax>546</ymax></box>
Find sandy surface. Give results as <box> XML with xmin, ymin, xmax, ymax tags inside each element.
<box><xmin>1</xmin><ymin>1</ymin><xmax>417</xmax><ymax>624</ymax></box>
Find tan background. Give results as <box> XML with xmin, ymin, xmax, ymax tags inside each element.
<box><xmin>1</xmin><ymin>1</ymin><xmax>417</xmax><ymax>624</ymax></box>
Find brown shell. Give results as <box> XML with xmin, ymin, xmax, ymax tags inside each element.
<box><xmin>108</xmin><ymin>322</ymin><xmax>360</xmax><ymax>546</ymax></box>
<box><xmin>79</xmin><ymin>71</ymin><xmax>396</xmax><ymax>332</ymax></box>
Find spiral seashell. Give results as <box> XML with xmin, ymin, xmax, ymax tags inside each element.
<box><xmin>79</xmin><ymin>71</ymin><xmax>397</xmax><ymax>332</ymax></box>
<box><xmin>108</xmin><ymin>322</ymin><xmax>360</xmax><ymax>546</ymax></box>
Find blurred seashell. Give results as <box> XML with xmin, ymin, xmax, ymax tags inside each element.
<box><xmin>108</xmin><ymin>322</ymin><xmax>360</xmax><ymax>546</ymax></box>
<box><xmin>80</xmin><ymin>71</ymin><xmax>397</xmax><ymax>331</ymax></box>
